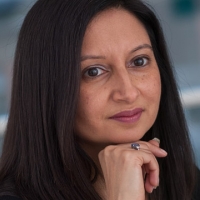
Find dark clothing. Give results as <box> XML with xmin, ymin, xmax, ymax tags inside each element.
<box><xmin>0</xmin><ymin>170</ymin><xmax>200</xmax><ymax>200</ymax></box>
<box><xmin>0</xmin><ymin>196</ymin><xmax>22</xmax><ymax>200</ymax></box>
<box><xmin>193</xmin><ymin>167</ymin><xmax>200</xmax><ymax>200</ymax></box>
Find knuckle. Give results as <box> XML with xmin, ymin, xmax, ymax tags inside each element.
<box><xmin>99</xmin><ymin>145</ymin><xmax>115</xmax><ymax>158</ymax></box>
<box><xmin>120</xmin><ymin>150</ymin><xmax>136</xmax><ymax>163</ymax></box>
<box><xmin>142</xmin><ymin>143</ymin><xmax>149</xmax><ymax>150</ymax></box>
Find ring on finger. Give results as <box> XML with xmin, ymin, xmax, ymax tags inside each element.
<box><xmin>131</xmin><ymin>143</ymin><xmax>140</xmax><ymax>150</ymax></box>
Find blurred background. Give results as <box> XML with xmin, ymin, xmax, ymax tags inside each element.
<box><xmin>0</xmin><ymin>0</ymin><xmax>200</xmax><ymax>167</ymax></box>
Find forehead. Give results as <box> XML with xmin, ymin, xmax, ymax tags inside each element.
<box><xmin>82</xmin><ymin>8</ymin><xmax>151</xmax><ymax>52</ymax></box>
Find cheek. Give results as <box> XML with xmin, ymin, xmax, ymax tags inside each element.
<box><xmin>149</xmin><ymin>78</ymin><xmax>161</xmax><ymax>97</ymax></box>
<box><xmin>77</xmin><ymin>86</ymin><xmax>104</xmax><ymax>119</ymax></box>
<box><xmin>141</xmin><ymin>72</ymin><xmax>161</xmax><ymax>104</ymax></box>
<box><xmin>75</xmin><ymin>86</ymin><xmax>105</xmax><ymax>139</ymax></box>
<box><xmin>76</xmin><ymin>90</ymin><xmax>90</xmax><ymax>117</ymax></box>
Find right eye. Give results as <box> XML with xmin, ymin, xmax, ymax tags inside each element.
<box><xmin>83</xmin><ymin>66</ymin><xmax>106</xmax><ymax>77</ymax></box>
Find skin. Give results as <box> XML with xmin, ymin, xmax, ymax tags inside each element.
<box><xmin>75</xmin><ymin>8</ymin><xmax>167</xmax><ymax>200</ymax></box>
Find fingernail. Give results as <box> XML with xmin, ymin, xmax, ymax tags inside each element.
<box><xmin>150</xmin><ymin>188</ymin><xmax>155</xmax><ymax>193</ymax></box>
<box><xmin>154</xmin><ymin>183</ymin><xmax>159</xmax><ymax>189</ymax></box>
<box><xmin>151</xmin><ymin>186</ymin><xmax>158</xmax><ymax>193</ymax></box>
<box><xmin>160</xmin><ymin>149</ymin><xmax>167</xmax><ymax>155</ymax></box>
<box><xmin>153</xmin><ymin>137</ymin><xmax>160</xmax><ymax>144</ymax></box>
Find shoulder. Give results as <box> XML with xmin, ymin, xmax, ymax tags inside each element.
<box><xmin>0</xmin><ymin>196</ymin><xmax>22</xmax><ymax>200</ymax></box>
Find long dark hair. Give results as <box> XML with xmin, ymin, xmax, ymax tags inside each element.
<box><xmin>0</xmin><ymin>0</ymin><xmax>196</xmax><ymax>199</ymax></box>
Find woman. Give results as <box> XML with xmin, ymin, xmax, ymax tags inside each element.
<box><xmin>0</xmin><ymin>0</ymin><xmax>199</xmax><ymax>199</ymax></box>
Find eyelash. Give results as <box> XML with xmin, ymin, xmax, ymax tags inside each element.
<box><xmin>83</xmin><ymin>66</ymin><xmax>107</xmax><ymax>78</ymax></box>
<box><xmin>129</xmin><ymin>56</ymin><xmax>150</xmax><ymax>68</ymax></box>
<box><xmin>82</xmin><ymin>56</ymin><xmax>150</xmax><ymax>78</ymax></box>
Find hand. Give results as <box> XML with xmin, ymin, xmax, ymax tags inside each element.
<box><xmin>98</xmin><ymin>139</ymin><xmax>167</xmax><ymax>200</ymax></box>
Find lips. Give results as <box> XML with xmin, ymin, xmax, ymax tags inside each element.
<box><xmin>109</xmin><ymin>108</ymin><xmax>144</xmax><ymax>123</ymax></box>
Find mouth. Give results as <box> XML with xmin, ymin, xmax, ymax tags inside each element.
<box><xmin>109</xmin><ymin>108</ymin><xmax>144</xmax><ymax>123</ymax></box>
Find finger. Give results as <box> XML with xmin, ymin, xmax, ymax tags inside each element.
<box><xmin>149</xmin><ymin>138</ymin><xmax>160</xmax><ymax>147</ymax></box>
<box><xmin>142</xmin><ymin>155</ymin><xmax>159</xmax><ymax>193</ymax></box>
<box><xmin>145</xmin><ymin>172</ymin><xmax>158</xmax><ymax>193</ymax></box>
<box><xmin>128</xmin><ymin>149</ymin><xmax>159</xmax><ymax>189</ymax></box>
<box><xmin>130</xmin><ymin>142</ymin><xmax>167</xmax><ymax>158</ymax></box>
<box><xmin>142</xmin><ymin>157</ymin><xmax>159</xmax><ymax>193</ymax></box>
<box><xmin>148</xmin><ymin>138</ymin><xmax>167</xmax><ymax>157</ymax></box>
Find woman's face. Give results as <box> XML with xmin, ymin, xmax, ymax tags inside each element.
<box><xmin>75</xmin><ymin>8</ymin><xmax>161</xmax><ymax>151</ymax></box>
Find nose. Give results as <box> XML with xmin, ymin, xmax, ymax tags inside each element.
<box><xmin>111</xmin><ymin>69</ymin><xmax>140</xmax><ymax>103</ymax></box>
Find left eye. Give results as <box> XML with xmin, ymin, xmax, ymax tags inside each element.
<box><xmin>130</xmin><ymin>57</ymin><xmax>149</xmax><ymax>67</ymax></box>
<box><xmin>84</xmin><ymin>67</ymin><xmax>106</xmax><ymax>77</ymax></box>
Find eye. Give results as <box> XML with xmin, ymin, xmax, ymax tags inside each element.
<box><xmin>129</xmin><ymin>57</ymin><xmax>149</xmax><ymax>67</ymax></box>
<box><xmin>83</xmin><ymin>66</ymin><xmax>106</xmax><ymax>77</ymax></box>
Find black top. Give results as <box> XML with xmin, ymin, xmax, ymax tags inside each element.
<box><xmin>193</xmin><ymin>168</ymin><xmax>200</xmax><ymax>200</ymax></box>
<box><xmin>0</xmin><ymin>170</ymin><xmax>199</xmax><ymax>200</ymax></box>
<box><xmin>0</xmin><ymin>197</ymin><xmax>21</xmax><ymax>200</ymax></box>
<box><xmin>1</xmin><ymin>188</ymin><xmax>200</xmax><ymax>200</ymax></box>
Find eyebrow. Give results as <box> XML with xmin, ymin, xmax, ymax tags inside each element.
<box><xmin>130</xmin><ymin>44</ymin><xmax>152</xmax><ymax>53</ymax></box>
<box><xmin>80</xmin><ymin>43</ymin><xmax>152</xmax><ymax>61</ymax></box>
<box><xmin>81</xmin><ymin>55</ymin><xmax>106</xmax><ymax>61</ymax></box>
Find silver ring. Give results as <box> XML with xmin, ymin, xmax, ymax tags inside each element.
<box><xmin>131</xmin><ymin>143</ymin><xmax>140</xmax><ymax>150</ymax></box>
